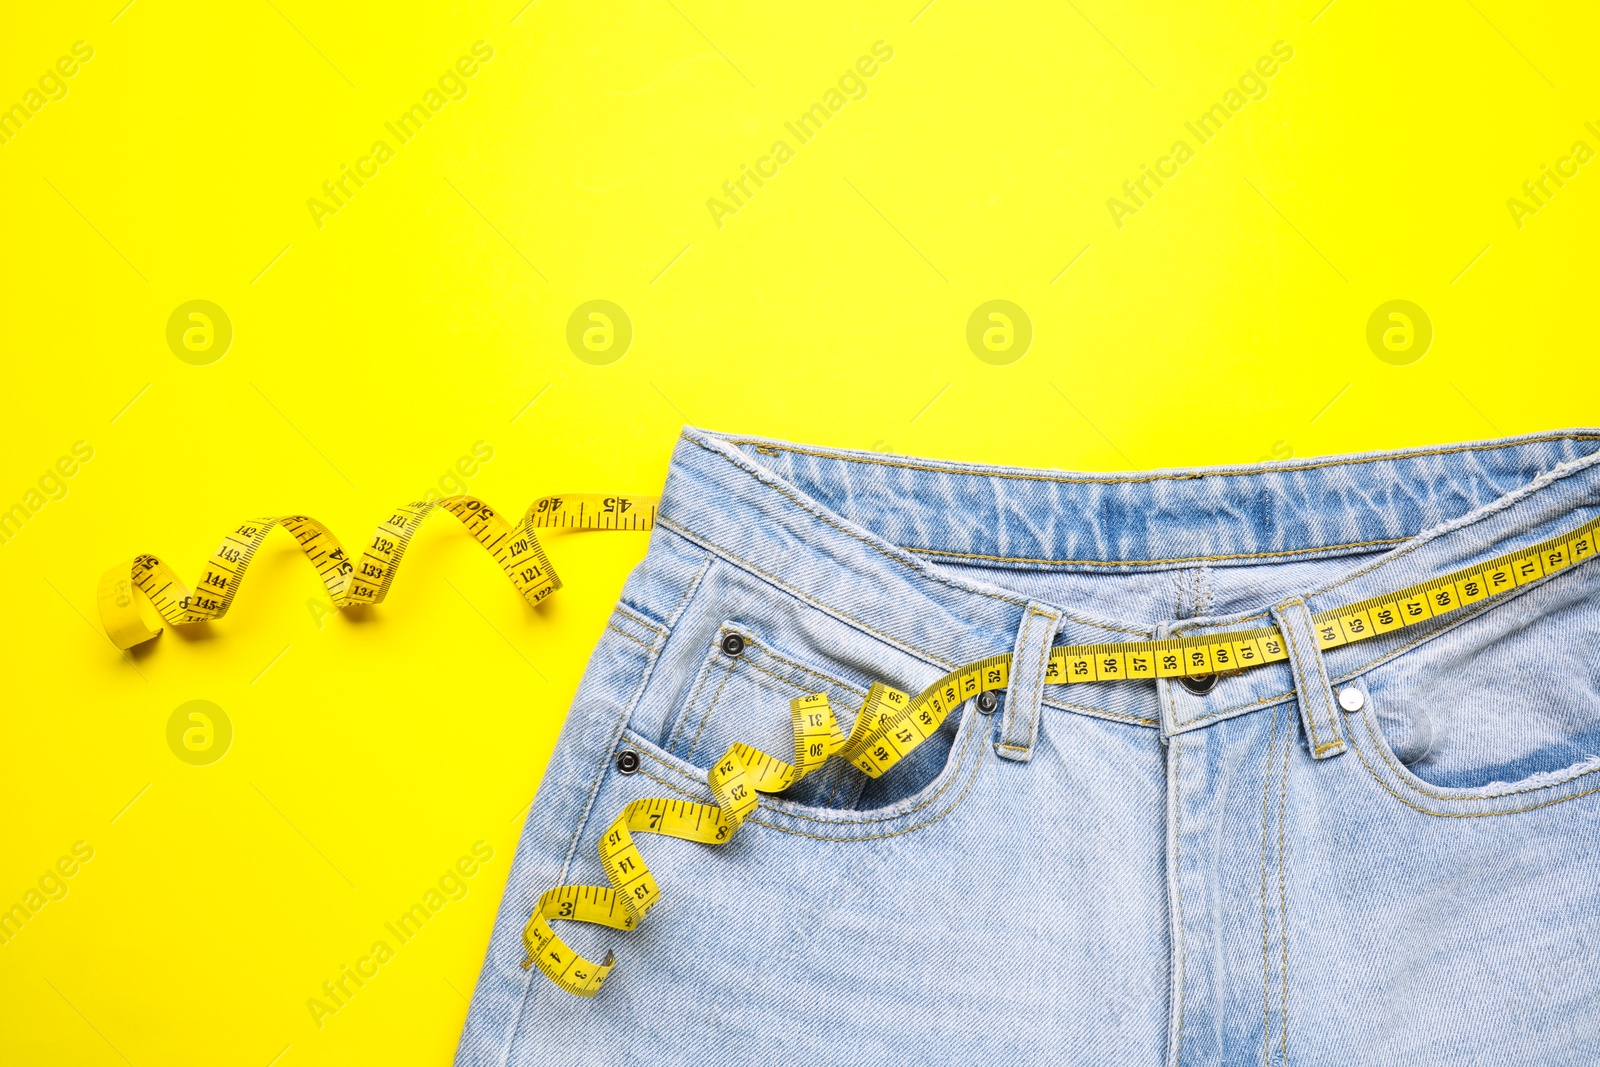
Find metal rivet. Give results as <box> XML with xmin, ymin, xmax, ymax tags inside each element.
<box><xmin>720</xmin><ymin>632</ymin><xmax>745</xmax><ymax>657</ymax></box>
<box><xmin>1178</xmin><ymin>673</ymin><xmax>1218</xmax><ymax>695</ymax></box>
<box><xmin>1338</xmin><ymin>686</ymin><xmax>1365</xmax><ymax>712</ymax></box>
<box><xmin>615</xmin><ymin>750</ymin><xmax>640</xmax><ymax>775</ymax></box>
<box><xmin>975</xmin><ymin>691</ymin><xmax>999</xmax><ymax>715</ymax></box>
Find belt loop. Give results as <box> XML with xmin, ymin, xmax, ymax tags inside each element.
<box><xmin>996</xmin><ymin>602</ymin><xmax>1062</xmax><ymax>763</ymax></box>
<box><xmin>1269</xmin><ymin>597</ymin><xmax>1347</xmax><ymax>760</ymax></box>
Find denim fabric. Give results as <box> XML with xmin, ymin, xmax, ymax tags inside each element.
<box><xmin>457</xmin><ymin>427</ymin><xmax>1600</xmax><ymax>1067</ymax></box>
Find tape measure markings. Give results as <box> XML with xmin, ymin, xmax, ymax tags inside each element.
<box><xmin>97</xmin><ymin>494</ymin><xmax>658</xmax><ymax>649</ymax></box>
<box><xmin>94</xmin><ymin>492</ymin><xmax>1596</xmax><ymax>996</ymax></box>
<box><xmin>526</xmin><ymin>513</ymin><xmax>1600</xmax><ymax>995</ymax></box>
<box><xmin>533</xmin><ymin>496</ymin><xmax>658</xmax><ymax>530</ymax></box>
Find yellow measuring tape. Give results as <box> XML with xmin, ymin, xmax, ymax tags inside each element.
<box><xmin>92</xmin><ymin>494</ymin><xmax>1597</xmax><ymax>996</ymax></box>
<box><xmin>96</xmin><ymin>494</ymin><xmax>658</xmax><ymax>649</ymax></box>
<box><xmin>525</xmin><ymin>514</ymin><xmax>1600</xmax><ymax>996</ymax></box>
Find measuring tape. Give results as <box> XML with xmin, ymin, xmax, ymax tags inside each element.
<box><xmin>96</xmin><ymin>494</ymin><xmax>658</xmax><ymax>649</ymax></box>
<box><xmin>90</xmin><ymin>491</ymin><xmax>1595</xmax><ymax>995</ymax></box>
<box><xmin>525</xmin><ymin>514</ymin><xmax>1600</xmax><ymax>996</ymax></box>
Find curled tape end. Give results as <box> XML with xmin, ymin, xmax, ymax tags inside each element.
<box><xmin>97</xmin><ymin>561</ymin><xmax>164</xmax><ymax>650</ymax></box>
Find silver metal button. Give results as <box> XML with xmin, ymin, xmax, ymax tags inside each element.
<box><xmin>1338</xmin><ymin>686</ymin><xmax>1365</xmax><ymax>712</ymax></box>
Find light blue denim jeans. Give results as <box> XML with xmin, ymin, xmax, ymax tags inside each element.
<box><xmin>457</xmin><ymin>427</ymin><xmax>1600</xmax><ymax>1066</ymax></box>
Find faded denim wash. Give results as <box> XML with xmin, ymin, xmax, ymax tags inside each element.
<box><xmin>457</xmin><ymin>426</ymin><xmax>1600</xmax><ymax>1066</ymax></box>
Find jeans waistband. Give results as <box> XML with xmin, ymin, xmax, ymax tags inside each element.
<box><xmin>656</xmin><ymin>426</ymin><xmax>1600</xmax><ymax>731</ymax></box>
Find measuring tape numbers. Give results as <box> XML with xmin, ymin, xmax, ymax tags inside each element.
<box><xmin>96</xmin><ymin>494</ymin><xmax>658</xmax><ymax>649</ymax></box>
<box><xmin>92</xmin><ymin>491</ymin><xmax>1596</xmax><ymax>996</ymax></box>
<box><xmin>526</xmin><ymin>514</ymin><xmax>1600</xmax><ymax>996</ymax></box>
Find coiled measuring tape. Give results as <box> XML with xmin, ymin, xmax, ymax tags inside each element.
<box><xmin>96</xmin><ymin>494</ymin><xmax>657</xmax><ymax>649</ymax></box>
<box><xmin>91</xmin><ymin>497</ymin><xmax>1597</xmax><ymax>995</ymax></box>
<box><xmin>525</xmin><ymin>515</ymin><xmax>1600</xmax><ymax>996</ymax></box>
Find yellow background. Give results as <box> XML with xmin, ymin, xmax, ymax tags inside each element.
<box><xmin>2</xmin><ymin>0</ymin><xmax>1596</xmax><ymax>1062</ymax></box>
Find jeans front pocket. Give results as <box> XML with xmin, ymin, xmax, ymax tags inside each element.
<box><xmin>659</xmin><ymin>620</ymin><xmax>871</xmax><ymax>809</ymax></box>
<box><xmin>1345</xmin><ymin>547</ymin><xmax>1600</xmax><ymax>816</ymax></box>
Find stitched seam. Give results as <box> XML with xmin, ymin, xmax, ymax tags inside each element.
<box><xmin>1162</xmin><ymin>553</ymin><xmax>1598</xmax><ymax>733</ymax></box>
<box><xmin>663</xmin><ymin>549</ymin><xmax>714</xmax><ymax>628</ymax></box>
<box><xmin>723</xmin><ymin>431</ymin><xmax>1600</xmax><ymax>484</ymax></box>
<box><xmin>1172</xmin><ymin>738</ymin><xmax>1188</xmax><ymax>1067</ymax></box>
<box><xmin>605</xmin><ymin>621</ymin><xmax>655</xmax><ymax>651</ymax></box>
<box><xmin>732</xmin><ymin>652</ymin><xmax>870</xmax><ymax>726</ymax></box>
<box><xmin>1041</xmin><ymin>697</ymin><xmax>1158</xmax><ymax>726</ymax></box>
<box><xmin>1178</xmin><ymin>689</ymin><xmax>1297</xmax><ymax>730</ymax></box>
<box><xmin>631</xmin><ymin>758</ymin><xmax>983</xmax><ymax>840</ymax></box>
<box><xmin>682</xmin><ymin>436</ymin><xmax>1030</xmax><ymax>609</ymax></box>
<box><xmin>612</xmin><ymin>602</ymin><xmax>667</xmax><ymax>638</ymax></box>
<box><xmin>659</xmin><ymin>516</ymin><xmax>1135</xmax><ymax>693</ymax></box>
<box><xmin>1302</xmin><ymin>609</ymin><xmax>1345</xmax><ymax>753</ymax></box>
<box><xmin>741</xmin><ymin>633</ymin><xmax>869</xmax><ymax>697</ymax></box>
<box><xmin>738</xmin><ymin>653</ymin><xmax>868</xmax><ymax>706</ymax></box>
<box><xmin>1173</xmin><ymin>609</ymin><xmax>1274</xmax><ymax>635</ymax></box>
<box><xmin>1331</xmin><ymin>564</ymin><xmax>1600</xmax><ymax>731</ymax></box>
<box><xmin>562</xmin><ymin>622</ymin><xmax>668</xmax><ymax>873</ymax></box>
<box><xmin>1336</xmin><ymin>598</ymin><xmax>1507</xmax><ymax>682</ymax></box>
<box><xmin>636</xmin><ymin>708</ymin><xmax>976</xmax><ymax>826</ymax></box>
<box><xmin>554</xmin><ymin>627</ymin><xmax>663</xmax><ymax>881</ymax></box>
<box><xmin>662</xmin><ymin>462</ymin><xmax>1149</xmax><ymax>636</ymax></box>
<box><xmin>698</xmin><ymin>660</ymin><xmax>863</xmax><ymax>737</ymax></box>
<box><xmin>1276</xmin><ymin>708</ymin><xmax>1290</xmax><ymax>1067</ymax></box>
<box><xmin>1283</xmin><ymin>602</ymin><xmax>1330</xmax><ymax>751</ymax></box>
<box><xmin>1293</xmin><ymin>622</ymin><xmax>1329</xmax><ymax>751</ymax></box>
<box><xmin>754</xmin><ymin>737</ymin><xmax>987</xmax><ymax>842</ymax></box>
<box><xmin>1006</xmin><ymin>608</ymin><xmax>1054</xmax><ymax>753</ymax></box>
<box><xmin>1358</xmin><ymin>699</ymin><xmax>1600</xmax><ymax>801</ymax></box>
<box><xmin>907</xmin><ymin>537</ymin><xmax>1410</xmax><ymax>568</ymax></box>
<box><xmin>658</xmin><ymin>515</ymin><xmax>963</xmax><ymax>668</ymax></box>
<box><xmin>677</xmin><ymin>631</ymin><xmax>869</xmax><ymax>760</ymax></box>
<box><xmin>668</xmin><ymin>641</ymin><xmax>721</xmax><ymax>752</ymax></box>
<box><xmin>1030</xmin><ymin>614</ymin><xmax>1056</xmax><ymax>748</ymax></box>
<box><xmin>1260</xmin><ymin>701</ymin><xmax>1277</xmax><ymax>1067</ymax></box>
<box><xmin>1006</xmin><ymin>611</ymin><xmax>1046</xmax><ymax>751</ymax></box>
<box><xmin>1304</xmin><ymin>489</ymin><xmax>1600</xmax><ymax>608</ymax></box>
<box><xmin>1315</xmin><ymin>560</ymin><xmax>1600</xmax><ymax>796</ymax></box>
<box><xmin>1279</xmin><ymin>602</ymin><xmax>1326</xmax><ymax>752</ymax></box>
<box><xmin>1348</xmin><ymin>713</ymin><xmax>1600</xmax><ymax>816</ymax></box>
<box><xmin>631</xmin><ymin>712</ymin><xmax>982</xmax><ymax>833</ymax></box>
<box><xmin>686</xmin><ymin>656</ymin><xmax>737</xmax><ymax>758</ymax></box>
<box><xmin>824</xmin><ymin>771</ymin><xmax>843</xmax><ymax>807</ymax></box>
<box><xmin>644</xmin><ymin>532</ymin><xmax>1157</xmax><ymax>752</ymax></box>
<box><xmin>499</xmin><ymin>610</ymin><xmax>663</xmax><ymax>1066</ymax></box>
<box><xmin>668</xmin><ymin>647</ymin><xmax>722</xmax><ymax>754</ymax></box>
<box><xmin>1170</xmin><ymin>497</ymin><xmax>1600</xmax><ymax>641</ymax></box>
<box><xmin>1166</xmin><ymin>675</ymin><xmax>1179</xmax><ymax>741</ymax></box>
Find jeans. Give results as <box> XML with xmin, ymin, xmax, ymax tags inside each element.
<box><xmin>456</xmin><ymin>426</ymin><xmax>1600</xmax><ymax>1066</ymax></box>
